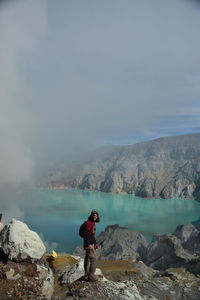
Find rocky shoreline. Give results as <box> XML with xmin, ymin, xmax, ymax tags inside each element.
<box><xmin>0</xmin><ymin>219</ymin><xmax>200</xmax><ymax>299</ymax></box>
<box><xmin>39</xmin><ymin>133</ymin><xmax>200</xmax><ymax>201</ymax></box>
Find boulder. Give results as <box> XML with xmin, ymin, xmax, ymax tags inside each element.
<box><xmin>96</xmin><ymin>224</ymin><xmax>148</xmax><ymax>261</ymax></box>
<box><xmin>0</xmin><ymin>219</ymin><xmax>46</xmax><ymax>262</ymax></box>
<box><xmin>173</xmin><ymin>223</ymin><xmax>198</xmax><ymax>245</ymax></box>
<box><xmin>173</xmin><ymin>223</ymin><xmax>200</xmax><ymax>256</ymax></box>
<box><xmin>145</xmin><ymin>233</ymin><xmax>199</xmax><ymax>273</ymax></box>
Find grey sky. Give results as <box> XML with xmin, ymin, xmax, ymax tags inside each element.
<box><xmin>0</xmin><ymin>0</ymin><xmax>200</xmax><ymax>184</ymax></box>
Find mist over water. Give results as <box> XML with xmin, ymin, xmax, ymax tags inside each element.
<box><xmin>5</xmin><ymin>188</ymin><xmax>200</xmax><ymax>253</ymax></box>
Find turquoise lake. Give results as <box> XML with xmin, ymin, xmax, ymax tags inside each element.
<box><xmin>4</xmin><ymin>189</ymin><xmax>200</xmax><ymax>253</ymax></box>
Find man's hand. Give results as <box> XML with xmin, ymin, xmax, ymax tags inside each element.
<box><xmin>89</xmin><ymin>244</ymin><xmax>94</xmax><ymax>250</ymax></box>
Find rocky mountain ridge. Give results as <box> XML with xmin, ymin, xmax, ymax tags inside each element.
<box><xmin>40</xmin><ymin>133</ymin><xmax>200</xmax><ymax>201</ymax></box>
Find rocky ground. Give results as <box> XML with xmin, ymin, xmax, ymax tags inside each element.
<box><xmin>47</xmin><ymin>254</ymin><xmax>200</xmax><ymax>300</ymax></box>
<box><xmin>0</xmin><ymin>219</ymin><xmax>200</xmax><ymax>299</ymax></box>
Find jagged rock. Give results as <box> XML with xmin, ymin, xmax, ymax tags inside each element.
<box><xmin>96</xmin><ymin>259</ymin><xmax>200</xmax><ymax>300</ymax></box>
<box><xmin>66</xmin><ymin>278</ymin><xmax>145</xmax><ymax>300</ymax></box>
<box><xmin>173</xmin><ymin>223</ymin><xmax>198</xmax><ymax>245</ymax></box>
<box><xmin>137</xmin><ymin>267</ymin><xmax>200</xmax><ymax>300</ymax></box>
<box><xmin>96</xmin><ymin>224</ymin><xmax>148</xmax><ymax>261</ymax></box>
<box><xmin>0</xmin><ymin>219</ymin><xmax>46</xmax><ymax>262</ymax></box>
<box><xmin>133</xmin><ymin>260</ymin><xmax>156</xmax><ymax>279</ymax></box>
<box><xmin>145</xmin><ymin>233</ymin><xmax>200</xmax><ymax>273</ymax></box>
<box><xmin>173</xmin><ymin>223</ymin><xmax>200</xmax><ymax>257</ymax></box>
<box><xmin>60</xmin><ymin>257</ymin><xmax>103</xmax><ymax>285</ymax></box>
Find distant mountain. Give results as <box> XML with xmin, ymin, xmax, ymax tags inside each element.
<box><xmin>39</xmin><ymin>133</ymin><xmax>200</xmax><ymax>201</ymax></box>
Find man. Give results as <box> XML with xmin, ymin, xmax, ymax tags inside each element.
<box><xmin>83</xmin><ymin>209</ymin><xmax>100</xmax><ymax>282</ymax></box>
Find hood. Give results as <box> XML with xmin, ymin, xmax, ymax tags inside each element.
<box><xmin>88</xmin><ymin>209</ymin><xmax>100</xmax><ymax>223</ymax></box>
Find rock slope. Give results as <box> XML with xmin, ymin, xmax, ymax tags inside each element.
<box><xmin>41</xmin><ymin>133</ymin><xmax>200</xmax><ymax>201</ymax></box>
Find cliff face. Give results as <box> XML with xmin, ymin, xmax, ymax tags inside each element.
<box><xmin>42</xmin><ymin>133</ymin><xmax>200</xmax><ymax>201</ymax></box>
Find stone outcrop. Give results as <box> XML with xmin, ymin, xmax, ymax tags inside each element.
<box><xmin>0</xmin><ymin>219</ymin><xmax>46</xmax><ymax>262</ymax></box>
<box><xmin>0</xmin><ymin>219</ymin><xmax>53</xmax><ymax>300</ymax></box>
<box><xmin>173</xmin><ymin>223</ymin><xmax>200</xmax><ymax>255</ymax></box>
<box><xmin>173</xmin><ymin>223</ymin><xmax>198</xmax><ymax>244</ymax></box>
<box><xmin>41</xmin><ymin>133</ymin><xmax>200</xmax><ymax>201</ymax></box>
<box><xmin>96</xmin><ymin>224</ymin><xmax>148</xmax><ymax>261</ymax></box>
<box><xmin>99</xmin><ymin>260</ymin><xmax>200</xmax><ymax>300</ymax></box>
<box><xmin>145</xmin><ymin>234</ymin><xmax>197</xmax><ymax>271</ymax></box>
<box><xmin>134</xmin><ymin>264</ymin><xmax>200</xmax><ymax>300</ymax></box>
<box><xmin>66</xmin><ymin>278</ymin><xmax>145</xmax><ymax>300</ymax></box>
<box><xmin>144</xmin><ymin>223</ymin><xmax>200</xmax><ymax>275</ymax></box>
<box><xmin>73</xmin><ymin>224</ymin><xmax>148</xmax><ymax>261</ymax></box>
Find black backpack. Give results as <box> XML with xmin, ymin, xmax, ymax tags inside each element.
<box><xmin>79</xmin><ymin>221</ymin><xmax>86</xmax><ymax>238</ymax></box>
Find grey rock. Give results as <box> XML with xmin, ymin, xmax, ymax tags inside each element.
<box><xmin>173</xmin><ymin>223</ymin><xmax>198</xmax><ymax>244</ymax></box>
<box><xmin>185</xmin><ymin>231</ymin><xmax>200</xmax><ymax>255</ymax></box>
<box><xmin>138</xmin><ymin>268</ymin><xmax>200</xmax><ymax>300</ymax></box>
<box><xmin>41</xmin><ymin>133</ymin><xmax>200</xmax><ymax>201</ymax></box>
<box><xmin>145</xmin><ymin>233</ymin><xmax>200</xmax><ymax>274</ymax></box>
<box><xmin>101</xmin><ymin>261</ymin><xmax>200</xmax><ymax>300</ymax></box>
<box><xmin>0</xmin><ymin>219</ymin><xmax>46</xmax><ymax>262</ymax></box>
<box><xmin>96</xmin><ymin>224</ymin><xmax>148</xmax><ymax>261</ymax></box>
<box><xmin>66</xmin><ymin>279</ymin><xmax>145</xmax><ymax>300</ymax></box>
<box><xmin>173</xmin><ymin>223</ymin><xmax>200</xmax><ymax>256</ymax></box>
<box><xmin>134</xmin><ymin>260</ymin><xmax>157</xmax><ymax>279</ymax></box>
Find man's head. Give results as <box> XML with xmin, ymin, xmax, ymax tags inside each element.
<box><xmin>92</xmin><ymin>213</ymin><xmax>98</xmax><ymax>221</ymax></box>
<box><xmin>90</xmin><ymin>210</ymin><xmax>100</xmax><ymax>222</ymax></box>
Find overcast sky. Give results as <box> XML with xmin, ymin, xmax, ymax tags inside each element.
<box><xmin>0</xmin><ymin>0</ymin><xmax>200</xmax><ymax>183</ymax></box>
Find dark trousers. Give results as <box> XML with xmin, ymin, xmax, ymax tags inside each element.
<box><xmin>84</xmin><ymin>249</ymin><xmax>97</xmax><ymax>279</ymax></box>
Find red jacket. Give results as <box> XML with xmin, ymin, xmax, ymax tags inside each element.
<box><xmin>83</xmin><ymin>218</ymin><xmax>96</xmax><ymax>247</ymax></box>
